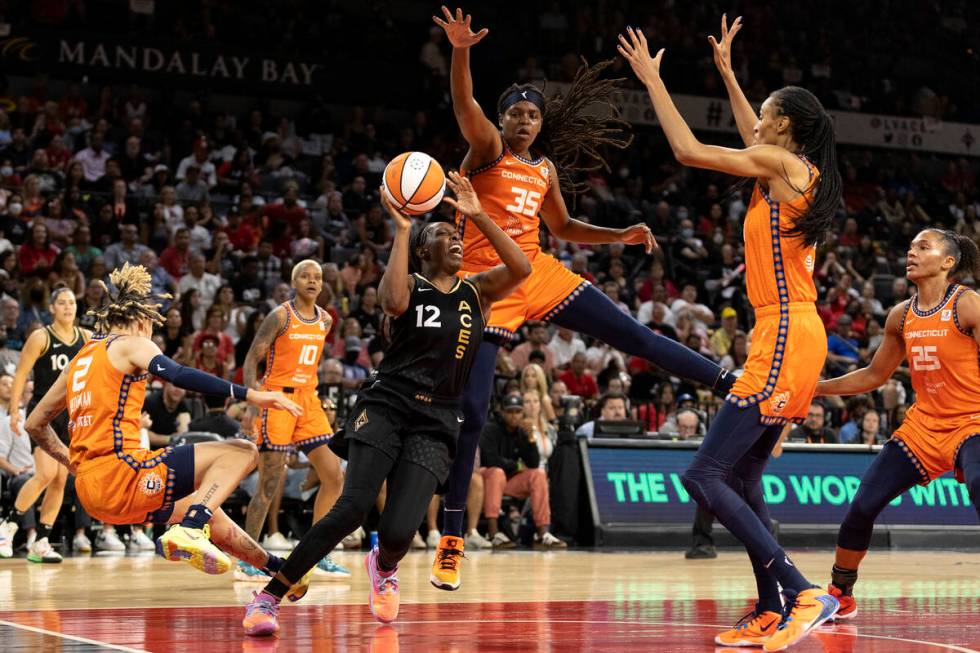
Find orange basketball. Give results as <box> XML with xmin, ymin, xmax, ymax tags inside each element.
<box><xmin>382</xmin><ymin>151</ymin><xmax>446</xmax><ymax>216</ymax></box>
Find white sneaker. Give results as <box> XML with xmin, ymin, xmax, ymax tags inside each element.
<box><xmin>533</xmin><ymin>531</ymin><xmax>568</xmax><ymax>550</ymax></box>
<box><xmin>465</xmin><ymin>529</ymin><xmax>493</xmax><ymax>550</ymax></box>
<box><xmin>95</xmin><ymin>527</ymin><xmax>126</xmax><ymax>552</ymax></box>
<box><xmin>411</xmin><ymin>532</ymin><xmax>426</xmax><ymax>549</ymax></box>
<box><xmin>261</xmin><ymin>532</ymin><xmax>293</xmax><ymax>552</ymax></box>
<box><xmin>27</xmin><ymin>537</ymin><xmax>63</xmax><ymax>563</ymax></box>
<box><xmin>26</xmin><ymin>530</ymin><xmax>36</xmax><ymax>550</ymax></box>
<box><xmin>341</xmin><ymin>527</ymin><xmax>364</xmax><ymax>550</ymax></box>
<box><xmin>490</xmin><ymin>532</ymin><xmax>516</xmax><ymax>549</ymax></box>
<box><xmin>0</xmin><ymin>521</ymin><xmax>18</xmax><ymax>558</ymax></box>
<box><xmin>425</xmin><ymin>529</ymin><xmax>441</xmax><ymax>549</ymax></box>
<box><xmin>72</xmin><ymin>531</ymin><xmax>92</xmax><ymax>553</ymax></box>
<box><xmin>129</xmin><ymin>529</ymin><xmax>155</xmax><ymax>551</ymax></box>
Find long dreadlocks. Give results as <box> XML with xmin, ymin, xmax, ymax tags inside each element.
<box><xmin>497</xmin><ymin>58</ymin><xmax>633</xmax><ymax>195</ymax></box>
<box><xmin>88</xmin><ymin>263</ymin><xmax>170</xmax><ymax>333</ymax></box>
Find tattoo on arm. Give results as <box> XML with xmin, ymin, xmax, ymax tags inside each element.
<box><xmin>29</xmin><ymin>423</ymin><xmax>71</xmax><ymax>468</ymax></box>
<box><xmin>244</xmin><ymin>309</ymin><xmax>284</xmax><ymax>390</ymax></box>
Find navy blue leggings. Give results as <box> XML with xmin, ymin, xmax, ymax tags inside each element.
<box><xmin>838</xmin><ymin>435</ymin><xmax>980</xmax><ymax>551</ymax></box>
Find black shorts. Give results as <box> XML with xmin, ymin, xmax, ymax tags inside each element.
<box><xmin>27</xmin><ymin>401</ymin><xmax>70</xmax><ymax>451</ymax></box>
<box><xmin>329</xmin><ymin>381</ymin><xmax>460</xmax><ymax>484</ymax></box>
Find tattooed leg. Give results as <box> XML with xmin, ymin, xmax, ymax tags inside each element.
<box><xmin>244</xmin><ymin>451</ymin><xmax>288</xmax><ymax>541</ymax></box>
<box><xmin>208</xmin><ymin>508</ymin><xmax>269</xmax><ymax>567</ymax></box>
<box><xmin>185</xmin><ymin>440</ymin><xmax>261</xmax><ymax>512</ymax></box>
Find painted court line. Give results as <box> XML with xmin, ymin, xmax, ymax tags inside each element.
<box><xmin>0</xmin><ymin>620</ymin><xmax>149</xmax><ymax>653</ymax></box>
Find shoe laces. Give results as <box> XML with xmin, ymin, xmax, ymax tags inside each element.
<box><xmin>375</xmin><ymin>572</ymin><xmax>399</xmax><ymax>595</ymax></box>
<box><xmin>246</xmin><ymin>592</ymin><xmax>279</xmax><ymax>619</ymax></box>
<box><xmin>437</xmin><ymin>545</ymin><xmax>464</xmax><ymax>571</ymax></box>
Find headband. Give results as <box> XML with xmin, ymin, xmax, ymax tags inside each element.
<box><xmin>499</xmin><ymin>88</ymin><xmax>546</xmax><ymax>114</ymax></box>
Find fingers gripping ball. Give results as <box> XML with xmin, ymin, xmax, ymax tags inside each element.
<box><xmin>382</xmin><ymin>152</ymin><xmax>446</xmax><ymax>216</ymax></box>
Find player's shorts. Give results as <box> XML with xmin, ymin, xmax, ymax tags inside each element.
<box><xmin>74</xmin><ymin>444</ymin><xmax>195</xmax><ymax>525</ymax></box>
<box><xmin>254</xmin><ymin>386</ymin><xmax>333</xmax><ymax>454</ymax></box>
<box><xmin>728</xmin><ymin>302</ymin><xmax>826</xmax><ymax>424</ymax></box>
<box><xmin>891</xmin><ymin>407</ymin><xmax>980</xmax><ymax>483</ymax></box>
<box><xmin>27</xmin><ymin>399</ymin><xmax>69</xmax><ymax>450</ymax></box>
<box><xmin>328</xmin><ymin>376</ymin><xmax>457</xmax><ymax>484</ymax></box>
<box><xmin>460</xmin><ymin>249</ymin><xmax>587</xmax><ymax>341</ymax></box>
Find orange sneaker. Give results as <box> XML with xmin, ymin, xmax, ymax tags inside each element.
<box><xmin>715</xmin><ymin>610</ymin><xmax>782</xmax><ymax>647</ymax></box>
<box><xmin>365</xmin><ymin>547</ymin><xmax>399</xmax><ymax>623</ymax></box>
<box><xmin>827</xmin><ymin>584</ymin><xmax>857</xmax><ymax>620</ymax></box>
<box><xmin>763</xmin><ymin>588</ymin><xmax>839</xmax><ymax>651</ymax></box>
<box><xmin>242</xmin><ymin>590</ymin><xmax>280</xmax><ymax>637</ymax></box>
<box><xmin>429</xmin><ymin>535</ymin><xmax>464</xmax><ymax>591</ymax></box>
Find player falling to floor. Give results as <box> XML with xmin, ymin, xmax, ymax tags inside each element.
<box><xmin>242</xmin><ymin>172</ymin><xmax>531</xmax><ymax>636</ymax></box>
<box><xmin>816</xmin><ymin>229</ymin><xmax>980</xmax><ymax>620</ymax></box>
<box><xmin>429</xmin><ymin>6</ymin><xmax>737</xmax><ymax>590</ymax></box>
<box><xmin>236</xmin><ymin>259</ymin><xmax>349</xmax><ymax>583</ymax></box>
<box><xmin>23</xmin><ymin>263</ymin><xmax>312</xmax><ymax>599</ymax></box>
<box><xmin>0</xmin><ymin>286</ymin><xmax>89</xmax><ymax>563</ymax></box>
<box><xmin>619</xmin><ymin>18</ymin><xmax>841</xmax><ymax>650</ymax></box>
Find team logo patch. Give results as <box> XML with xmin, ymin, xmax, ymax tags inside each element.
<box><xmin>941</xmin><ymin>309</ymin><xmax>952</xmax><ymax>322</ymax></box>
<box><xmin>138</xmin><ymin>471</ymin><xmax>164</xmax><ymax>497</ymax></box>
<box><xmin>770</xmin><ymin>391</ymin><xmax>791</xmax><ymax>416</ymax></box>
<box><xmin>353</xmin><ymin>409</ymin><xmax>369</xmax><ymax>432</ymax></box>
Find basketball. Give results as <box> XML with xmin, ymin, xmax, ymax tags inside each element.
<box><xmin>382</xmin><ymin>151</ymin><xmax>446</xmax><ymax>215</ymax></box>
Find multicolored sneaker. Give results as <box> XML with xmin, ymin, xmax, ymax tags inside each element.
<box><xmin>429</xmin><ymin>535</ymin><xmax>464</xmax><ymax>591</ymax></box>
<box><xmin>763</xmin><ymin>588</ymin><xmax>839</xmax><ymax>651</ymax></box>
<box><xmin>313</xmin><ymin>555</ymin><xmax>351</xmax><ymax>580</ymax></box>
<box><xmin>26</xmin><ymin>536</ymin><xmax>63</xmax><ymax>564</ymax></box>
<box><xmin>243</xmin><ymin>590</ymin><xmax>281</xmax><ymax>636</ymax></box>
<box><xmin>827</xmin><ymin>583</ymin><xmax>857</xmax><ymax>620</ymax></box>
<box><xmin>234</xmin><ymin>560</ymin><xmax>270</xmax><ymax>582</ymax></box>
<box><xmin>155</xmin><ymin>524</ymin><xmax>231</xmax><ymax>575</ymax></box>
<box><xmin>285</xmin><ymin>566</ymin><xmax>315</xmax><ymax>603</ymax></box>
<box><xmin>0</xmin><ymin>520</ymin><xmax>18</xmax><ymax>558</ymax></box>
<box><xmin>365</xmin><ymin>547</ymin><xmax>399</xmax><ymax>623</ymax></box>
<box><xmin>715</xmin><ymin>610</ymin><xmax>782</xmax><ymax>646</ymax></box>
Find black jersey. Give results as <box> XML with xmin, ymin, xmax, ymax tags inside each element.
<box><xmin>32</xmin><ymin>326</ymin><xmax>85</xmax><ymax>399</ymax></box>
<box><xmin>377</xmin><ymin>274</ymin><xmax>484</xmax><ymax>400</ymax></box>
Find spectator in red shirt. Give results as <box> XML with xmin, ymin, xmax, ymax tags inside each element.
<box><xmin>17</xmin><ymin>222</ymin><xmax>58</xmax><ymax>277</ymax></box>
<box><xmin>264</xmin><ymin>180</ymin><xmax>308</xmax><ymax>240</ymax></box>
<box><xmin>192</xmin><ymin>305</ymin><xmax>235</xmax><ymax>367</ymax></box>
<box><xmin>224</xmin><ymin>207</ymin><xmax>258</xmax><ymax>253</ymax></box>
<box><xmin>559</xmin><ymin>352</ymin><xmax>599</xmax><ymax>400</ymax></box>
<box><xmin>159</xmin><ymin>227</ymin><xmax>192</xmax><ymax>280</ymax></box>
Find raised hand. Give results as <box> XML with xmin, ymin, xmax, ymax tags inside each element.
<box><xmin>441</xmin><ymin>170</ymin><xmax>483</xmax><ymax>217</ymax></box>
<box><xmin>379</xmin><ymin>186</ymin><xmax>413</xmax><ymax>232</ymax></box>
<box><xmin>618</xmin><ymin>222</ymin><xmax>658</xmax><ymax>254</ymax></box>
<box><xmin>432</xmin><ymin>6</ymin><xmax>489</xmax><ymax>49</ymax></box>
<box><xmin>617</xmin><ymin>26</ymin><xmax>664</xmax><ymax>87</ymax></box>
<box><xmin>708</xmin><ymin>14</ymin><xmax>742</xmax><ymax>75</ymax></box>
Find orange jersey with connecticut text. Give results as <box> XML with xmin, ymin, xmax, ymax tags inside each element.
<box><xmin>902</xmin><ymin>285</ymin><xmax>980</xmax><ymax>421</ymax></box>
<box><xmin>66</xmin><ymin>335</ymin><xmax>147</xmax><ymax>470</ymax></box>
<box><xmin>743</xmin><ymin>156</ymin><xmax>820</xmax><ymax>309</ymax></box>
<box><xmin>263</xmin><ymin>301</ymin><xmax>329</xmax><ymax>389</ymax></box>
<box><xmin>460</xmin><ymin>142</ymin><xmax>552</xmax><ymax>270</ymax></box>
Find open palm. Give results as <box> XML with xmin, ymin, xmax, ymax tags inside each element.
<box><xmin>708</xmin><ymin>14</ymin><xmax>742</xmax><ymax>73</ymax></box>
<box><xmin>432</xmin><ymin>6</ymin><xmax>488</xmax><ymax>49</ymax></box>
<box><xmin>617</xmin><ymin>26</ymin><xmax>664</xmax><ymax>87</ymax></box>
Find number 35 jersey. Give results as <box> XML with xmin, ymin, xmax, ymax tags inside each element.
<box><xmin>901</xmin><ymin>284</ymin><xmax>980</xmax><ymax>421</ymax></box>
<box><xmin>459</xmin><ymin>141</ymin><xmax>552</xmax><ymax>269</ymax></box>
<box><xmin>378</xmin><ymin>274</ymin><xmax>484</xmax><ymax>399</ymax></box>
<box><xmin>263</xmin><ymin>301</ymin><xmax>329</xmax><ymax>390</ymax></box>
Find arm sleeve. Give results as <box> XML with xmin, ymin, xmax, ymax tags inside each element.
<box><xmin>148</xmin><ymin>354</ymin><xmax>247</xmax><ymax>401</ymax></box>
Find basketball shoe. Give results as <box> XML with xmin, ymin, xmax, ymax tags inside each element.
<box><xmin>73</xmin><ymin>531</ymin><xmax>92</xmax><ymax>553</ymax></box>
<box><xmin>365</xmin><ymin>547</ymin><xmax>399</xmax><ymax>623</ymax></box>
<box><xmin>27</xmin><ymin>536</ymin><xmax>63</xmax><ymax>563</ymax></box>
<box><xmin>313</xmin><ymin>555</ymin><xmax>351</xmax><ymax>580</ymax></box>
<box><xmin>156</xmin><ymin>524</ymin><xmax>231</xmax><ymax>574</ymax></box>
<box><xmin>827</xmin><ymin>584</ymin><xmax>857</xmax><ymax>620</ymax></box>
<box><xmin>429</xmin><ymin>535</ymin><xmax>464</xmax><ymax>590</ymax></box>
<box><xmin>715</xmin><ymin>610</ymin><xmax>781</xmax><ymax>646</ymax></box>
<box><xmin>763</xmin><ymin>588</ymin><xmax>839</xmax><ymax>651</ymax></box>
<box><xmin>234</xmin><ymin>560</ymin><xmax>269</xmax><ymax>582</ymax></box>
<box><xmin>243</xmin><ymin>591</ymin><xmax>280</xmax><ymax>637</ymax></box>
<box><xmin>0</xmin><ymin>521</ymin><xmax>18</xmax><ymax>558</ymax></box>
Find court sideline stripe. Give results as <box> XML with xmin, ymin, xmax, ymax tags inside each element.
<box><xmin>0</xmin><ymin>620</ymin><xmax>149</xmax><ymax>653</ymax></box>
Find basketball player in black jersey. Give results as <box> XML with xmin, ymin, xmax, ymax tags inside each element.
<box><xmin>3</xmin><ymin>287</ymin><xmax>90</xmax><ymax>562</ymax></box>
<box><xmin>242</xmin><ymin>171</ymin><xmax>531</xmax><ymax>635</ymax></box>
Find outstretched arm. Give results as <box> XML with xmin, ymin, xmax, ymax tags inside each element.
<box><xmin>816</xmin><ymin>304</ymin><xmax>907</xmax><ymax>396</ymax></box>
<box><xmin>377</xmin><ymin>191</ymin><xmax>416</xmax><ymax>317</ymax></box>
<box><xmin>709</xmin><ymin>15</ymin><xmax>756</xmax><ymax>147</ymax></box>
<box><xmin>432</xmin><ymin>6</ymin><xmax>500</xmax><ymax>166</ymax></box>
<box><xmin>444</xmin><ymin>172</ymin><xmax>531</xmax><ymax>303</ymax></box>
<box><xmin>24</xmin><ymin>371</ymin><xmax>72</xmax><ymax>470</ymax></box>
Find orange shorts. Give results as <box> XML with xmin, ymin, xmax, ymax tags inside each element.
<box><xmin>892</xmin><ymin>407</ymin><xmax>980</xmax><ymax>483</ymax></box>
<box><xmin>254</xmin><ymin>387</ymin><xmax>333</xmax><ymax>453</ymax></box>
<box><xmin>75</xmin><ymin>446</ymin><xmax>193</xmax><ymax>525</ymax></box>
<box><xmin>460</xmin><ymin>250</ymin><xmax>586</xmax><ymax>339</ymax></box>
<box><xmin>729</xmin><ymin>302</ymin><xmax>826</xmax><ymax>424</ymax></box>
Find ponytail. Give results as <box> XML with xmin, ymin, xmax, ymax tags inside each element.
<box><xmin>929</xmin><ymin>228</ymin><xmax>980</xmax><ymax>281</ymax></box>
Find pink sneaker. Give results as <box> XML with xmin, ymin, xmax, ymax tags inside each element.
<box><xmin>242</xmin><ymin>591</ymin><xmax>281</xmax><ymax>636</ymax></box>
<box><xmin>365</xmin><ymin>547</ymin><xmax>400</xmax><ymax>623</ymax></box>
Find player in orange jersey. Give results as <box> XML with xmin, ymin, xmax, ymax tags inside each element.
<box><xmin>24</xmin><ymin>264</ymin><xmax>311</xmax><ymax>597</ymax></box>
<box><xmin>237</xmin><ymin>259</ymin><xmax>349</xmax><ymax>581</ymax></box>
<box><xmin>430</xmin><ymin>6</ymin><xmax>737</xmax><ymax>590</ymax></box>
<box><xmin>619</xmin><ymin>18</ymin><xmax>841</xmax><ymax>650</ymax></box>
<box><xmin>817</xmin><ymin>229</ymin><xmax>980</xmax><ymax>620</ymax></box>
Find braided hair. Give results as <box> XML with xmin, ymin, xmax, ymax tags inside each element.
<box><xmin>88</xmin><ymin>263</ymin><xmax>170</xmax><ymax>333</ymax></box>
<box><xmin>926</xmin><ymin>228</ymin><xmax>980</xmax><ymax>282</ymax></box>
<box><xmin>497</xmin><ymin>59</ymin><xmax>633</xmax><ymax>195</ymax></box>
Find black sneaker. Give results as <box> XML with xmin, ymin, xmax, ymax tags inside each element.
<box><xmin>685</xmin><ymin>544</ymin><xmax>718</xmax><ymax>559</ymax></box>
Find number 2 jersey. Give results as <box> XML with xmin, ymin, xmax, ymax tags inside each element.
<box><xmin>377</xmin><ymin>274</ymin><xmax>484</xmax><ymax>400</ymax></box>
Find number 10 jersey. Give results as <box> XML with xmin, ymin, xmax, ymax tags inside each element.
<box><xmin>263</xmin><ymin>301</ymin><xmax>329</xmax><ymax>390</ymax></box>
